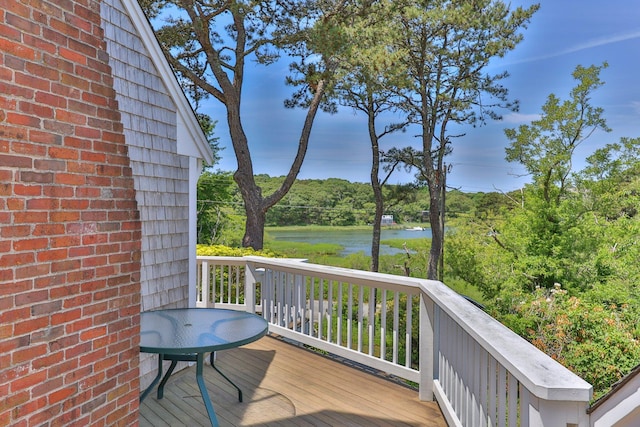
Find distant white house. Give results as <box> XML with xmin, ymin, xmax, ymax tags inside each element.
<box><xmin>381</xmin><ymin>214</ymin><xmax>394</xmax><ymax>226</ymax></box>
<box><xmin>100</xmin><ymin>0</ymin><xmax>214</xmax><ymax>386</ymax></box>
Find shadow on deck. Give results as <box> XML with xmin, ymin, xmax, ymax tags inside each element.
<box><xmin>140</xmin><ymin>335</ymin><xmax>447</xmax><ymax>426</ymax></box>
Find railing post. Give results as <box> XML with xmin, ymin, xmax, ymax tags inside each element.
<box><xmin>244</xmin><ymin>258</ymin><xmax>259</xmax><ymax>313</ymax></box>
<box><xmin>198</xmin><ymin>260</ymin><xmax>209</xmax><ymax>308</ymax></box>
<box><xmin>419</xmin><ymin>292</ymin><xmax>435</xmax><ymax>401</ymax></box>
<box><xmin>528</xmin><ymin>398</ymin><xmax>590</xmax><ymax>427</ymax></box>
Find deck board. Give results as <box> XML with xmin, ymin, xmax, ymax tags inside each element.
<box><xmin>140</xmin><ymin>335</ymin><xmax>447</xmax><ymax>427</ymax></box>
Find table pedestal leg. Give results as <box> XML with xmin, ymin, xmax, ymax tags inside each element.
<box><xmin>157</xmin><ymin>359</ymin><xmax>178</xmax><ymax>399</ymax></box>
<box><xmin>197</xmin><ymin>352</ymin><xmax>220</xmax><ymax>427</ymax></box>
<box><xmin>209</xmin><ymin>352</ymin><xmax>243</xmax><ymax>402</ymax></box>
<box><xmin>140</xmin><ymin>354</ymin><xmax>164</xmax><ymax>402</ymax></box>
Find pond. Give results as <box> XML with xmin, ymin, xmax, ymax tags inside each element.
<box><xmin>267</xmin><ymin>227</ymin><xmax>432</xmax><ymax>256</ymax></box>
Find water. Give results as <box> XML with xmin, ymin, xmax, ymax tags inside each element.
<box><xmin>267</xmin><ymin>227</ymin><xmax>432</xmax><ymax>256</ymax></box>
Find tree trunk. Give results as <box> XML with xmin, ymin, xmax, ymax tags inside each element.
<box><xmin>230</xmin><ymin>79</ymin><xmax>327</xmax><ymax>250</ymax></box>
<box><xmin>242</xmin><ymin>195</ymin><xmax>266</xmax><ymax>249</ymax></box>
<box><xmin>369</xmin><ymin>113</ymin><xmax>383</xmax><ymax>273</ymax></box>
<box><xmin>427</xmin><ymin>184</ymin><xmax>442</xmax><ymax>280</ymax></box>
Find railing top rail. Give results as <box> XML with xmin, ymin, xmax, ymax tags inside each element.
<box><xmin>197</xmin><ymin>256</ymin><xmax>251</xmax><ymax>264</ymax></box>
<box><xmin>243</xmin><ymin>255</ymin><xmax>423</xmax><ymax>293</ymax></box>
<box><xmin>419</xmin><ymin>278</ymin><xmax>593</xmax><ymax>402</ymax></box>
<box><xmin>200</xmin><ymin>255</ymin><xmax>592</xmax><ymax>402</ymax></box>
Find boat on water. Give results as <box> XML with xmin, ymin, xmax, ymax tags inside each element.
<box><xmin>405</xmin><ymin>226</ymin><xmax>424</xmax><ymax>231</ymax></box>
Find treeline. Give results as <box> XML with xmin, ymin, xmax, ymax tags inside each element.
<box><xmin>197</xmin><ymin>172</ymin><xmax>513</xmax><ymax>235</ymax></box>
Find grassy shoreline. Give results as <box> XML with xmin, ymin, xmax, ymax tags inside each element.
<box><xmin>265</xmin><ymin>223</ymin><xmax>429</xmax><ymax>232</ymax></box>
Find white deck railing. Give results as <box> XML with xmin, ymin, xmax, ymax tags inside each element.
<box><xmin>196</xmin><ymin>255</ymin><xmax>593</xmax><ymax>427</ymax></box>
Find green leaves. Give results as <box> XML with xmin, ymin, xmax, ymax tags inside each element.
<box><xmin>447</xmin><ymin>64</ymin><xmax>640</xmax><ymax>398</ymax></box>
<box><xmin>505</xmin><ymin>63</ymin><xmax>611</xmax><ymax>202</ymax></box>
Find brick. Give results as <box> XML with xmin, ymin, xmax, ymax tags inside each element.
<box><xmin>0</xmin><ymin>252</ymin><xmax>35</xmax><ymax>267</ymax></box>
<box><xmin>12</xmin><ymin>183</ymin><xmax>42</xmax><ymax>196</ymax></box>
<box><xmin>37</xmin><ymin>248</ymin><xmax>69</xmax><ymax>263</ymax></box>
<box><xmin>31</xmin><ymin>377</ymin><xmax>64</xmax><ymax>399</ymax></box>
<box><xmin>49</xmin><ymin>334</ymin><xmax>79</xmax><ymax>353</ymax></box>
<box><xmin>54</xmin><ymin>172</ymin><xmax>85</xmax><ymax>185</ymax></box>
<box><xmin>22</xmin><ymin>33</ymin><xmax>57</xmax><ymax>55</ymax></box>
<box><xmin>13</xmin><ymin>316</ymin><xmax>49</xmax><ymax>335</ymax></box>
<box><xmin>51</xmin><ymin>234</ymin><xmax>81</xmax><ymax>249</ymax></box>
<box><xmin>32</xmin><ymin>299</ymin><xmax>63</xmax><ymax>316</ymax></box>
<box><xmin>12</xmin><ymin>237</ymin><xmax>47</xmax><ymax>252</ymax></box>
<box><xmin>29</xmin><ymin>130</ymin><xmax>63</xmax><ymax>145</ymax></box>
<box><xmin>49</xmin><ymin>210</ymin><xmax>81</xmax><ymax>222</ymax></box>
<box><xmin>25</xmin><ymin>60</ymin><xmax>60</xmax><ymax>81</ymax></box>
<box><xmin>52</xmin><ymin>308</ymin><xmax>81</xmax><ymax>326</ymax></box>
<box><xmin>11</xmin><ymin>140</ymin><xmax>47</xmax><ymax>158</ymax></box>
<box><xmin>11</xmin><ymin>364</ymin><xmax>47</xmax><ymax>393</ymax></box>
<box><xmin>15</xmin><ymin>71</ymin><xmax>50</xmax><ymax>92</ymax></box>
<box><xmin>48</xmin><ymin>385</ymin><xmax>77</xmax><ymax>405</ymax></box>
<box><xmin>15</xmin><ymin>263</ymin><xmax>50</xmax><ymax>280</ymax></box>
<box><xmin>26</xmin><ymin>402</ymin><xmax>62</xmax><ymax>426</ymax></box>
<box><xmin>0</xmin><ymin>38</ymin><xmax>36</xmax><ymax>60</ymax></box>
<box><xmin>26</xmin><ymin>197</ymin><xmax>60</xmax><ymax>210</ymax></box>
<box><xmin>30</xmin><ymin>325</ymin><xmax>65</xmax><ymax>344</ymax></box>
<box><xmin>0</xmin><ymin>389</ymin><xmax>29</xmax><ymax>413</ymax></box>
<box><xmin>0</xmin><ymin>225</ymin><xmax>31</xmax><ymax>239</ymax></box>
<box><xmin>79</xmin><ymin>326</ymin><xmax>106</xmax><ymax>342</ymax></box>
<box><xmin>0</xmin><ymin>22</ymin><xmax>22</xmax><ymax>41</ymax></box>
<box><xmin>20</xmin><ymin>170</ymin><xmax>54</xmax><ymax>184</ymax></box>
<box><xmin>19</xmin><ymin>100</ymin><xmax>54</xmax><ymax>119</ymax></box>
<box><xmin>33</xmin><ymin>272</ymin><xmax>66</xmax><ymax>289</ymax></box>
<box><xmin>50</xmin><ymin>258</ymin><xmax>82</xmax><ymax>273</ymax></box>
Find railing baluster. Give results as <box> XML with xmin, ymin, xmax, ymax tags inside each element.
<box><xmin>199</xmin><ymin>260</ymin><xmax>208</xmax><ymax>306</ymax></box>
<box><xmin>347</xmin><ymin>283</ymin><xmax>353</xmax><ymax>350</ymax></box>
<box><xmin>357</xmin><ymin>285</ymin><xmax>363</xmax><ymax>353</ymax></box>
<box><xmin>318</xmin><ymin>279</ymin><xmax>324</xmax><ymax>340</ymax></box>
<box><xmin>488</xmin><ymin>354</ymin><xmax>497</xmax><ymax>427</ymax></box>
<box><xmin>392</xmin><ymin>291</ymin><xmax>399</xmax><ymax>364</ymax></box>
<box><xmin>327</xmin><ymin>280</ymin><xmax>333</xmax><ymax>343</ymax></box>
<box><xmin>368</xmin><ymin>287</ymin><xmax>375</xmax><ymax>356</ymax></box>
<box><xmin>497</xmin><ymin>364</ymin><xmax>507</xmax><ymax>427</ymax></box>
<box><xmin>337</xmin><ymin>282</ymin><xmax>343</xmax><ymax>346</ymax></box>
<box><xmin>508</xmin><ymin>373</ymin><xmax>518</xmax><ymax>427</ymax></box>
<box><xmin>380</xmin><ymin>289</ymin><xmax>387</xmax><ymax>362</ymax></box>
<box><xmin>479</xmin><ymin>343</ymin><xmax>488</xmax><ymax>427</ymax></box>
<box><xmin>405</xmin><ymin>294</ymin><xmax>412</xmax><ymax>368</ymax></box>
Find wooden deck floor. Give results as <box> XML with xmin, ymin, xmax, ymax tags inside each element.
<box><xmin>139</xmin><ymin>335</ymin><xmax>447</xmax><ymax>426</ymax></box>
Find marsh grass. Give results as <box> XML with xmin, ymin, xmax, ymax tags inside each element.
<box><xmin>264</xmin><ymin>226</ymin><xmax>486</xmax><ymax>306</ymax></box>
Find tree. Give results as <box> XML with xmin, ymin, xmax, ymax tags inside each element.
<box><xmin>142</xmin><ymin>0</ymin><xmax>352</xmax><ymax>249</ymax></box>
<box><xmin>197</xmin><ymin>171</ymin><xmax>236</xmax><ymax>245</ymax></box>
<box><xmin>386</xmin><ymin>0</ymin><xmax>539</xmax><ymax>279</ymax></box>
<box><xmin>505</xmin><ymin>63</ymin><xmax>610</xmax><ymax>204</ymax></box>
<box><xmin>330</xmin><ymin>1</ymin><xmax>409</xmax><ymax>271</ymax></box>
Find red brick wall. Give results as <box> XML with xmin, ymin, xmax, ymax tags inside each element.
<box><xmin>0</xmin><ymin>0</ymin><xmax>142</xmax><ymax>425</ymax></box>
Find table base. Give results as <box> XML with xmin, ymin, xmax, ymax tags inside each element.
<box><xmin>140</xmin><ymin>352</ymin><xmax>243</xmax><ymax>427</ymax></box>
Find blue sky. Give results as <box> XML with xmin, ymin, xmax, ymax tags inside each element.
<box><xmin>206</xmin><ymin>0</ymin><xmax>640</xmax><ymax>193</ymax></box>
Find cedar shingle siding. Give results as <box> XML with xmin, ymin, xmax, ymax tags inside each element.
<box><xmin>101</xmin><ymin>0</ymin><xmax>190</xmax><ymax>312</ymax></box>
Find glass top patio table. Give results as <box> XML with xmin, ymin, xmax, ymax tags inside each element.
<box><xmin>140</xmin><ymin>308</ymin><xmax>268</xmax><ymax>427</ymax></box>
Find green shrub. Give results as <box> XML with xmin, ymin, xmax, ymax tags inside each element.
<box><xmin>196</xmin><ymin>244</ymin><xmax>282</xmax><ymax>258</ymax></box>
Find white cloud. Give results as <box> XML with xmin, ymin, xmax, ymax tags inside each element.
<box><xmin>502</xmin><ymin>113</ymin><xmax>541</xmax><ymax>124</ymax></box>
<box><xmin>509</xmin><ymin>29</ymin><xmax>640</xmax><ymax>66</ymax></box>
